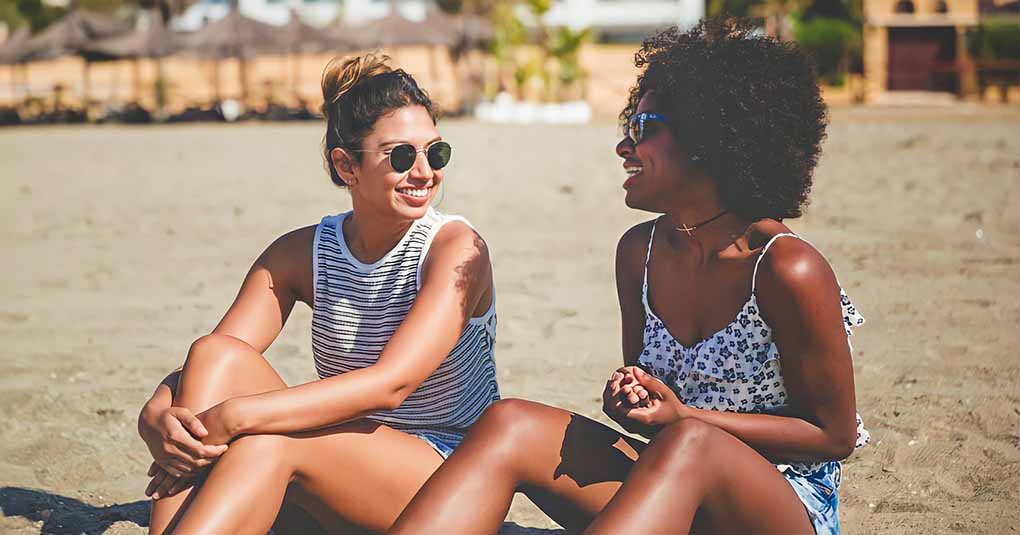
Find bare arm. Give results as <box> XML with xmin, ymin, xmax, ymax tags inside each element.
<box><xmin>616</xmin><ymin>222</ymin><xmax>653</xmax><ymax>367</ymax></box>
<box><xmin>213</xmin><ymin>222</ymin><xmax>493</xmax><ymax>439</ymax></box>
<box><xmin>137</xmin><ymin>227</ymin><xmax>312</xmax><ymax>470</ymax></box>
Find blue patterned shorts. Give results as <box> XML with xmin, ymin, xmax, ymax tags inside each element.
<box><xmin>412</xmin><ymin>431</ymin><xmax>462</xmax><ymax>459</ymax></box>
<box><xmin>782</xmin><ymin>461</ymin><xmax>842</xmax><ymax>534</ymax></box>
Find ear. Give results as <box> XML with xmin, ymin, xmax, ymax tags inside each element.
<box><xmin>330</xmin><ymin>148</ymin><xmax>358</xmax><ymax>186</ymax></box>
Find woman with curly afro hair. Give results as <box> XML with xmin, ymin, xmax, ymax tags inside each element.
<box><xmin>389</xmin><ymin>18</ymin><xmax>868</xmax><ymax>535</ymax></box>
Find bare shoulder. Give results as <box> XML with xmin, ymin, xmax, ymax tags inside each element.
<box><xmin>261</xmin><ymin>225</ymin><xmax>317</xmax><ymax>264</ymax></box>
<box><xmin>255</xmin><ymin>224</ymin><xmax>317</xmax><ymax>304</ymax></box>
<box><xmin>616</xmin><ymin>219</ymin><xmax>657</xmax><ymax>279</ymax></box>
<box><xmin>423</xmin><ymin>219</ymin><xmax>492</xmax><ymax>287</ymax></box>
<box><xmin>430</xmin><ymin>220</ymin><xmax>489</xmax><ymax>259</ymax></box>
<box><xmin>751</xmin><ymin>225</ymin><xmax>838</xmax><ymax>300</ymax></box>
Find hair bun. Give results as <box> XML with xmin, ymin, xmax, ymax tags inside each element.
<box><xmin>322</xmin><ymin>53</ymin><xmax>393</xmax><ymax>105</ymax></box>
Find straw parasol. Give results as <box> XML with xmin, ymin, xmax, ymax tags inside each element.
<box><xmin>348</xmin><ymin>10</ymin><xmax>455</xmax><ymax>49</ymax></box>
<box><xmin>282</xmin><ymin>8</ymin><xmax>351</xmax><ymax>98</ymax></box>
<box><xmin>18</xmin><ymin>9</ymin><xmax>131</xmax><ymax>106</ymax></box>
<box><xmin>83</xmin><ymin>9</ymin><xmax>182</xmax><ymax>106</ymax></box>
<box><xmin>181</xmin><ymin>5</ymin><xmax>288</xmax><ymax>103</ymax></box>
<box><xmin>0</xmin><ymin>26</ymin><xmax>31</xmax><ymax>103</ymax></box>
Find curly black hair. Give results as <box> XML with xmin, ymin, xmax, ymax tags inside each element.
<box><xmin>621</xmin><ymin>18</ymin><xmax>828</xmax><ymax>221</ymax></box>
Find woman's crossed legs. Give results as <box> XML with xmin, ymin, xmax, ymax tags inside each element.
<box><xmin>149</xmin><ymin>333</ymin><xmax>442</xmax><ymax>534</ymax></box>
<box><xmin>390</xmin><ymin>399</ymin><xmax>814</xmax><ymax>535</ymax></box>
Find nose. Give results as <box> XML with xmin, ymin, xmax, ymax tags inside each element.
<box><xmin>407</xmin><ymin>149</ymin><xmax>434</xmax><ymax>184</ymax></box>
<box><xmin>616</xmin><ymin>136</ymin><xmax>634</xmax><ymax>159</ymax></box>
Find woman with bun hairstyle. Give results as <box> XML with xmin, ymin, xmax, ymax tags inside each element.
<box><xmin>389</xmin><ymin>19</ymin><xmax>868</xmax><ymax>535</ymax></box>
<box><xmin>135</xmin><ymin>53</ymin><xmax>499</xmax><ymax>533</ymax></box>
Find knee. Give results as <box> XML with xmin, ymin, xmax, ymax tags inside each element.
<box><xmin>183</xmin><ymin>334</ymin><xmax>247</xmax><ymax>375</ymax></box>
<box><xmin>470</xmin><ymin>399</ymin><xmax>546</xmax><ymax>451</ymax></box>
<box><xmin>226</xmin><ymin>433</ymin><xmax>294</xmax><ymax>472</ymax></box>
<box><xmin>647</xmin><ymin>418</ymin><xmax>723</xmax><ymax>467</ymax></box>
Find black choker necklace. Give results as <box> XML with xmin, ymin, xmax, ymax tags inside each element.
<box><xmin>674</xmin><ymin>210</ymin><xmax>729</xmax><ymax>237</ymax></box>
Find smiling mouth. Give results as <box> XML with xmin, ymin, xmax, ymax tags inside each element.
<box><xmin>625</xmin><ymin>166</ymin><xmax>643</xmax><ymax>178</ymax></box>
<box><xmin>396</xmin><ymin>186</ymin><xmax>431</xmax><ymax>198</ymax></box>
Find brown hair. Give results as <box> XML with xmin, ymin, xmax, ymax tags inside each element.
<box><xmin>321</xmin><ymin>53</ymin><xmax>438</xmax><ymax>187</ymax></box>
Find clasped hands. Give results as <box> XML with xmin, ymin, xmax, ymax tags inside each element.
<box><xmin>140</xmin><ymin>400</ymin><xmax>238</xmax><ymax>500</ymax></box>
<box><xmin>602</xmin><ymin>366</ymin><xmax>688</xmax><ymax>437</ymax></box>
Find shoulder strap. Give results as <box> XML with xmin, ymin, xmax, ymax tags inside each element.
<box><xmin>751</xmin><ymin>233</ymin><xmax>802</xmax><ymax>293</ymax></box>
<box><xmin>641</xmin><ymin>219</ymin><xmax>659</xmax><ymax>309</ymax></box>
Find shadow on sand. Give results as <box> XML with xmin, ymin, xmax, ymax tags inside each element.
<box><xmin>1</xmin><ymin>487</ymin><xmax>564</xmax><ymax>535</ymax></box>
<box><xmin>0</xmin><ymin>486</ymin><xmax>149</xmax><ymax>534</ymax></box>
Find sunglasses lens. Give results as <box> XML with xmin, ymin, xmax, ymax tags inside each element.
<box><xmin>626</xmin><ymin>117</ymin><xmax>641</xmax><ymax>145</ymax></box>
<box><xmin>427</xmin><ymin>142</ymin><xmax>452</xmax><ymax>170</ymax></box>
<box><xmin>389</xmin><ymin>144</ymin><xmax>417</xmax><ymax>173</ymax></box>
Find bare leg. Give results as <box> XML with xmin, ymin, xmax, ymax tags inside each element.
<box><xmin>149</xmin><ymin>333</ymin><xmax>290</xmax><ymax>533</ymax></box>
<box><xmin>583</xmin><ymin>418</ymin><xmax>814</xmax><ymax>535</ymax></box>
<box><xmin>390</xmin><ymin>399</ymin><xmax>645</xmax><ymax>534</ymax></box>
<box><xmin>171</xmin><ymin>420</ymin><xmax>444</xmax><ymax>534</ymax></box>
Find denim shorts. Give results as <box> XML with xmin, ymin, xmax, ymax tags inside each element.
<box><xmin>781</xmin><ymin>461</ymin><xmax>842</xmax><ymax>535</ymax></box>
<box><xmin>412</xmin><ymin>431</ymin><xmax>462</xmax><ymax>459</ymax></box>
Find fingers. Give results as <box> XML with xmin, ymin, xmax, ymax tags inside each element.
<box><xmin>152</xmin><ymin>473</ymin><xmax>179</xmax><ymax>500</ymax></box>
<box><xmin>145</xmin><ymin>469</ymin><xmax>167</xmax><ymax>498</ymax></box>
<box><xmin>147</xmin><ymin>462</ymin><xmax>159</xmax><ymax>477</ymax></box>
<box><xmin>620</xmin><ymin>382</ymin><xmax>650</xmax><ymax>407</ymax></box>
<box><xmin>173</xmin><ymin>407</ymin><xmax>208</xmax><ymax>439</ymax></box>
<box><xmin>167</xmin><ymin>476</ymin><xmax>197</xmax><ymax>498</ymax></box>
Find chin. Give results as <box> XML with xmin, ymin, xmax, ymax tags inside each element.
<box><xmin>392</xmin><ymin>200</ymin><xmax>431</xmax><ymax>220</ymax></box>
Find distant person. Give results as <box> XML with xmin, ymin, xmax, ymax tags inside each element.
<box><xmin>389</xmin><ymin>19</ymin><xmax>869</xmax><ymax>535</ymax></box>
<box><xmin>136</xmin><ymin>53</ymin><xmax>499</xmax><ymax>533</ymax></box>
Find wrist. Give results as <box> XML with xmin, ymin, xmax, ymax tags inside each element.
<box><xmin>670</xmin><ymin>398</ymin><xmax>692</xmax><ymax>423</ymax></box>
<box><xmin>222</xmin><ymin>398</ymin><xmax>251</xmax><ymax>437</ymax></box>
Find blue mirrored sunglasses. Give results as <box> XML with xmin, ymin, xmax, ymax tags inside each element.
<box><xmin>625</xmin><ymin>112</ymin><xmax>668</xmax><ymax>145</ymax></box>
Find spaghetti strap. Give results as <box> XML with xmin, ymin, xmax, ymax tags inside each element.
<box><xmin>751</xmin><ymin>232</ymin><xmax>802</xmax><ymax>293</ymax></box>
<box><xmin>641</xmin><ymin>219</ymin><xmax>659</xmax><ymax>310</ymax></box>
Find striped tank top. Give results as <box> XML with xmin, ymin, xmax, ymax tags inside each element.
<box><xmin>311</xmin><ymin>207</ymin><xmax>499</xmax><ymax>450</ymax></box>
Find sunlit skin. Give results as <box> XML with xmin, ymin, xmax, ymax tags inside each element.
<box><xmin>137</xmin><ymin>103</ymin><xmax>495</xmax><ymax>534</ymax></box>
<box><xmin>387</xmin><ymin>92</ymin><xmax>859</xmax><ymax>534</ymax></box>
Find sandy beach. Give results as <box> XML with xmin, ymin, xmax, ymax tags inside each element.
<box><xmin>1</xmin><ymin>106</ymin><xmax>1019</xmax><ymax>534</ymax></box>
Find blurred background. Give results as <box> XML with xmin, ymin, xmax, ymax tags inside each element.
<box><xmin>1</xmin><ymin>0</ymin><xmax>1019</xmax><ymax>534</ymax></box>
<box><xmin>0</xmin><ymin>0</ymin><xmax>1018</xmax><ymax>124</ymax></box>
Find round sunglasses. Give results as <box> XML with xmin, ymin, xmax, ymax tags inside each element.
<box><xmin>353</xmin><ymin>141</ymin><xmax>452</xmax><ymax>174</ymax></box>
<box><xmin>624</xmin><ymin>112</ymin><xmax>668</xmax><ymax>145</ymax></box>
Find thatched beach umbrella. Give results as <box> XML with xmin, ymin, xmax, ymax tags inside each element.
<box><xmin>282</xmin><ymin>8</ymin><xmax>350</xmax><ymax>98</ymax></box>
<box><xmin>19</xmin><ymin>9</ymin><xmax>130</xmax><ymax>106</ymax></box>
<box><xmin>0</xmin><ymin>26</ymin><xmax>31</xmax><ymax>102</ymax></box>
<box><xmin>83</xmin><ymin>9</ymin><xmax>182</xmax><ymax>105</ymax></box>
<box><xmin>335</xmin><ymin>10</ymin><xmax>456</xmax><ymax>103</ymax></box>
<box><xmin>353</xmin><ymin>10</ymin><xmax>455</xmax><ymax>48</ymax></box>
<box><xmin>182</xmin><ymin>6</ymin><xmax>286</xmax><ymax>103</ymax></box>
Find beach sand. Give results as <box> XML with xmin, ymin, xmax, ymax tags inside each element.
<box><xmin>1</xmin><ymin>106</ymin><xmax>1019</xmax><ymax>534</ymax></box>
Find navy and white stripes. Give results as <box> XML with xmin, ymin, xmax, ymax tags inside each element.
<box><xmin>311</xmin><ymin>207</ymin><xmax>499</xmax><ymax>447</ymax></box>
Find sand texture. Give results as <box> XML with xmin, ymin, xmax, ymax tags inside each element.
<box><xmin>1</xmin><ymin>106</ymin><xmax>1019</xmax><ymax>534</ymax></box>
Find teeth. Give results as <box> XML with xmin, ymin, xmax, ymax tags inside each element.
<box><xmin>398</xmin><ymin>187</ymin><xmax>429</xmax><ymax>198</ymax></box>
<box><xmin>625</xmin><ymin>167</ymin><xmax>643</xmax><ymax>177</ymax></box>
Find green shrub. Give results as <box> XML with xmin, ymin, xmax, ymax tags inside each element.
<box><xmin>794</xmin><ymin>17</ymin><xmax>861</xmax><ymax>84</ymax></box>
<box><xmin>969</xmin><ymin>23</ymin><xmax>1020</xmax><ymax>60</ymax></box>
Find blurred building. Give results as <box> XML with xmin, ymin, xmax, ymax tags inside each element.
<box><xmin>863</xmin><ymin>0</ymin><xmax>980</xmax><ymax>100</ymax></box>
<box><xmin>864</xmin><ymin>0</ymin><xmax>1020</xmax><ymax>101</ymax></box>
<box><xmin>172</xmin><ymin>0</ymin><xmax>703</xmax><ymax>39</ymax></box>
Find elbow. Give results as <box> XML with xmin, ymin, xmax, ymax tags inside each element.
<box><xmin>826</xmin><ymin>432</ymin><xmax>857</xmax><ymax>461</ymax></box>
<box><xmin>379</xmin><ymin>385</ymin><xmax>411</xmax><ymax>411</ymax></box>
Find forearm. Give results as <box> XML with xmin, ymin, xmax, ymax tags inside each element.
<box><xmin>678</xmin><ymin>405</ymin><xmax>852</xmax><ymax>463</ymax></box>
<box><xmin>228</xmin><ymin>366</ymin><xmax>400</xmax><ymax>436</ymax></box>
<box><xmin>138</xmin><ymin>370</ymin><xmax>182</xmax><ymax>433</ymax></box>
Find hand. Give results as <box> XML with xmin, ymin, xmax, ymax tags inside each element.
<box><xmin>602</xmin><ymin>368</ymin><xmax>656</xmax><ymax>436</ymax></box>
<box><xmin>140</xmin><ymin>406</ymin><xmax>228</xmax><ymax>478</ymax></box>
<box><xmin>196</xmin><ymin>399</ymin><xmax>240</xmax><ymax>446</ymax></box>
<box><xmin>145</xmin><ymin>462</ymin><xmax>202</xmax><ymax>500</ymax></box>
<box><xmin>618</xmin><ymin>367</ymin><xmax>687</xmax><ymax>429</ymax></box>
